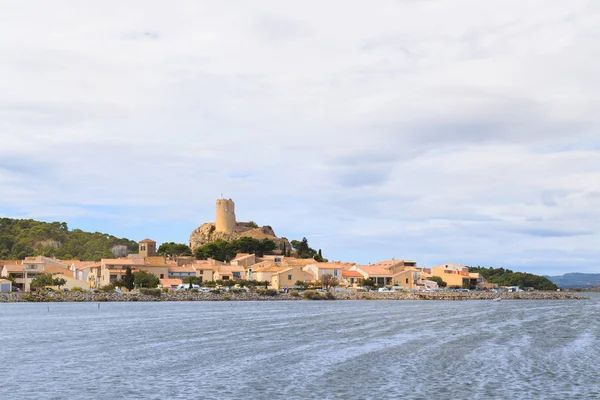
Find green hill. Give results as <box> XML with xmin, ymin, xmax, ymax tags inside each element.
<box><xmin>468</xmin><ymin>266</ymin><xmax>558</xmax><ymax>290</ymax></box>
<box><xmin>0</xmin><ymin>218</ymin><xmax>138</xmax><ymax>261</ymax></box>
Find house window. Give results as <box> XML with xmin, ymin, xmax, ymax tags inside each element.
<box><xmin>233</xmin><ymin>272</ymin><xmax>241</xmax><ymax>278</ymax></box>
<box><xmin>406</xmin><ymin>278</ymin><xmax>409</xmax><ymax>284</ymax></box>
<box><xmin>160</xmin><ymin>274</ymin><xmax>164</xmax><ymax>279</ymax></box>
<box><xmin>199</xmin><ymin>270</ymin><xmax>203</xmax><ymax>275</ymax></box>
<box><xmin>141</xmin><ymin>245</ymin><xmax>146</xmax><ymax>251</ymax></box>
<box><xmin>288</xmin><ymin>274</ymin><xmax>292</xmax><ymax>280</ymax></box>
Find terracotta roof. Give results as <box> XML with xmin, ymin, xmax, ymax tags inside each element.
<box><xmin>103</xmin><ymin>259</ymin><xmax>139</xmax><ymax>266</ymax></box>
<box><xmin>217</xmin><ymin>265</ymin><xmax>245</xmax><ymax>274</ymax></box>
<box><xmin>144</xmin><ymin>257</ymin><xmax>169</xmax><ymax>267</ymax></box>
<box><xmin>355</xmin><ymin>266</ymin><xmax>393</xmax><ymax>276</ymax></box>
<box><xmin>232</xmin><ymin>253</ymin><xmax>251</xmax><ymax>260</ymax></box>
<box><xmin>310</xmin><ymin>262</ymin><xmax>353</xmax><ymax>269</ymax></box>
<box><xmin>73</xmin><ymin>262</ymin><xmax>98</xmax><ymax>270</ymax></box>
<box><xmin>2</xmin><ymin>264</ymin><xmax>25</xmax><ymax>273</ymax></box>
<box><xmin>254</xmin><ymin>265</ymin><xmax>291</xmax><ymax>273</ymax></box>
<box><xmin>160</xmin><ymin>278</ymin><xmax>183</xmax><ymax>287</ymax></box>
<box><xmin>59</xmin><ymin>259</ymin><xmax>81</xmax><ymax>266</ymax></box>
<box><xmin>342</xmin><ymin>270</ymin><xmax>363</xmax><ymax>277</ymax></box>
<box><xmin>139</xmin><ymin>238</ymin><xmax>156</xmax><ymax>243</ymax></box>
<box><xmin>285</xmin><ymin>258</ymin><xmax>318</xmax><ymax>267</ymax></box>
<box><xmin>248</xmin><ymin>261</ymin><xmax>275</xmax><ymax>269</ymax></box>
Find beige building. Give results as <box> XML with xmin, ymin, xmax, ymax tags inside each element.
<box><xmin>271</xmin><ymin>267</ymin><xmax>308</xmax><ymax>289</ymax></box>
<box><xmin>214</xmin><ymin>265</ymin><xmax>245</xmax><ymax>281</ymax></box>
<box><xmin>429</xmin><ymin>263</ymin><xmax>480</xmax><ymax>288</ymax></box>
<box><xmin>342</xmin><ymin>270</ymin><xmax>364</xmax><ymax>287</ymax></box>
<box><xmin>350</xmin><ymin>261</ymin><xmax>424</xmax><ymax>289</ymax></box>
<box><xmin>0</xmin><ymin>278</ymin><xmax>12</xmax><ymax>293</ymax></box>
<box><xmin>253</xmin><ymin>265</ymin><xmax>310</xmax><ymax>289</ymax></box>
<box><xmin>230</xmin><ymin>253</ymin><xmax>256</xmax><ymax>268</ymax></box>
<box><xmin>302</xmin><ymin>262</ymin><xmax>352</xmax><ymax>283</ymax></box>
<box><xmin>1</xmin><ymin>259</ymin><xmax>88</xmax><ymax>291</ymax></box>
<box><xmin>73</xmin><ymin>262</ymin><xmax>101</xmax><ymax>288</ymax></box>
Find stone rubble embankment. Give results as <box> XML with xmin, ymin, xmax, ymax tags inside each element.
<box><xmin>0</xmin><ymin>291</ymin><xmax>589</xmax><ymax>303</ymax></box>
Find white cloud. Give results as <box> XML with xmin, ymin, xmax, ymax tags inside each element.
<box><xmin>1</xmin><ymin>0</ymin><xmax>599</xmax><ymax>274</ymax></box>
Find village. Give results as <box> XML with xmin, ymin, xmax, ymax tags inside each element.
<box><xmin>0</xmin><ymin>199</ymin><xmax>505</xmax><ymax>294</ymax></box>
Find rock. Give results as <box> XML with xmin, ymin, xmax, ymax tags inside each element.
<box><xmin>189</xmin><ymin>222</ymin><xmax>291</xmax><ymax>252</ymax></box>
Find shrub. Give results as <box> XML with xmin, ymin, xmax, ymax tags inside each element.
<box><xmin>325</xmin><ymin>292</ymin><xmax>336</xmax><ymax>300</ymax></box>
<box><xmin>21</xmin><ymin>294</ymin><xmax>37</xmax><ymax>302</ymax></box>
<box><xmin>210</xmin><ymin>289</ymin><xmax>221</xmax><ymax>294</ymax></box>
<box><xmin>257</xmin><ymin>289</ymin><xmax>278</xmax><ymax>297</ymax></box>
<box><xmin>303</xmin><ymin>290</ymin><xmax>325</xmax><ymax>300</ymax></box>
<box><xmin>162</xmin><ymin>287</ymin><xmax>169</xmax><ymax>293</ymax></box>
<box><xmin>289</xmin><ymin>290</ymin><xmax>300</xmax><ymax>297</ymax></box>
<box><xmin>99</xmin><ymin>284</ymin><xmax>115</xmax><ymax>293</ymax></box>
<box><xmin>223</xmin><ymin>295</ymin><xmax>231</xmax><ymax>301</ymax></box>
<box><xmin>71</xmin><ymin>287</ymin><xmax>83</xmax><ymax>292</ymax></box>
<box><xmin>190</xmin><ymin>288</ymin><xmax>199</xmax><ymax>293</ymax></box>
<box><xmin>230</xmin><ymin>288</ymin><xmax>244</xmax><ymax>294</ymax></box>
<box><xmin>140</xmin><ymin>288</ymin><xmax>162</xmax><ymax>297</ymax></box>
<box><xmin>97</xmin><ymin>296</ymin><xmax>109</xmax><ymax>302</ymax></box>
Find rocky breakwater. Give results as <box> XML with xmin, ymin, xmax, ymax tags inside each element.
<box><xmin>333</xmin><ymin>291</ymin><xmax>589</xmax><ymax>300</ymax></box>
<box><xmin>0</xmin><ymin>291</ymin><xmax>588</xmax><ymax>303</ymax></box>
<box><xmin>0</xmin><ymin>291</ymin><xmax>304</xmax><ymax>303</ymax></box>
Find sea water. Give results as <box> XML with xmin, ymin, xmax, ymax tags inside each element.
<box><xmin>1</xmin><ymin>298</ymin><xmax>599</xmax><ymax>399</ymax></box>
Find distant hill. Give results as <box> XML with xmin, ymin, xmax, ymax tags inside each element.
<box><xmin>0</xmin><ymin>218</ymin><xmax>138</xmax><ymax>261</ymax></box>
<box><xmin>544</xmin><ymin>273</ymin><xmax>600</xmax><ymax>289</ymax></box>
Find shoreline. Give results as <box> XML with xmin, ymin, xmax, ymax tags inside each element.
<box><xmin>0</xmin><ymin>291</ymin><xmax>589</xmax><ymax>303</ymax></box>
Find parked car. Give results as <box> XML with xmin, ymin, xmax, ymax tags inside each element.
<box><xmin>12</xmin><ymin>287</ymin><xmax>21</xmax><ymax>292</ymax></box>
<box><xmin>176</xmin><ymin>283</ymin><xmax>200</xmax><ymax>290</ymax></box>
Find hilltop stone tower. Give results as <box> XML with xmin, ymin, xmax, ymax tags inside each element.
<box><xmin>215</xmin><ymin>198</ymin><xmax>236</xmax><ymax>233</ymax></box>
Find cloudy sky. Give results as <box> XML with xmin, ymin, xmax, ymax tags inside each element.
<box><xmin>1</xmin><ymin>0</ymin><xmax>599</xmax><ymax>274</ymax></box>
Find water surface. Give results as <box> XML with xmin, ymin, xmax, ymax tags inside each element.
<box><xmin>1</xmin><ymin>298</ymin><xmax>599</xmax><ymax>399</ymax></box>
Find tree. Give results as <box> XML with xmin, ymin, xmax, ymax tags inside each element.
<box><xmin>133</xmin><ymin>271</ymin><xmax>159</xmax><ymax>288</ymax></box>
<box><xmin>246</xmin><ymin>221</ymin><xmax>259</xmax><ymax>228</ymax></box>
<box><xmin>157</xmin><ymin>242</ymin><xmax>192</xmax><ymax>257</ymax></box>
<box><xmin>258</xmin><ymin>238</ymin><xmax>276</xmax><ymax>256</ymax></box>
<box><xmin>194</xmin><ymin>240</ymin><xmax>233</xmax><ymax>262</ymax></box>
<box><xmin>30</xmin><ymin>273</ymin><xmax>54</xmax><ymax>290</ymax></box>
<box><xmin>0</xmin><ymin>217</ymin><xmax>137</xmax><ymax>261</ymax></box>
<box><xmin>295</xmin><ymin>280</ymin><xmax>310</xmax><ymax>289</ymax></box>
<box><xmin>429</xmin><ymin>276</ymin><xmax>447</xmax><ymax>288</ymax></box>
<box><xmin>222</xmin><ymin>280</ymin><xmax>236</xmax><ymax>288</ymax></box>
<box><xmin>359</xmin><ymin>278</ymin><xmax>376</xmax><ymax>290</ymax></box>
<box><xmin>188</xmin><ymin>277</ymin><xmax>195</xmax><ymax>290</ymax></box>
<box><xmin>468</xmin><ymin>266</ymin><xmax>558</xmax><ymax>290</ymax></box>
<box><xmin>52</xmin><ymin>277</ymin><xmax>67</xmax><ymax>290</ymax></box>
<box><xmin>321</xmin><ymin>274</ymin><xmax>339</xmax><ymax>290</ymax></box>
<box><xmin>122</xmin><ymin>267</ymin><xmax>135</xmax><ymax>291</ymax></box>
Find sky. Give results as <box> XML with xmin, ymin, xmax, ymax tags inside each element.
<box><xmin>1</xmin><ymin>0</ymin><xmax>599</xmax><ymax>275</ymax></box>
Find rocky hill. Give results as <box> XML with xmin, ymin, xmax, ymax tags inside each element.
<box><xmin>189</xmin><ymin>222</ymin><xmax>291</xmax><ymax>252</ymax></box>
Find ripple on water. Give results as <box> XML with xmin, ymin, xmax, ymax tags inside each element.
<box><xmin>0</xmin><ymin>299</ymin><xmax>599</xmax><ymax>400</ymax></box>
